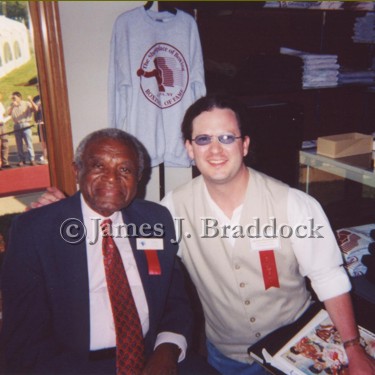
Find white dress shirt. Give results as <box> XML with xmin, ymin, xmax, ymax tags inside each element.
<box><xmin>81</xmin><ymin>196</ymin><xmax>186</xmax><ymax>360</ymax></box>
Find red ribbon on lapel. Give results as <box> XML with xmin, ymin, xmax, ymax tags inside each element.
<box><xmin>259</xmin><ymin>250</ymin><xmax>280</xmax><ymax>290</ymax></box>
<box><xmin>145</xmin><ymin>250</ymin><xmax>161</xmax><ymax>275</ymax></box>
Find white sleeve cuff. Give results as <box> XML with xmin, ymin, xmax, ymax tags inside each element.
<box><xmin>310</xmin><ymin>266</ymin><xmax>352</xmax><ymax>301</ymax></box>
<box><xmin>154</xmin><ymin>332</ymin><xmax>187</xmax><ymax>362</ymax></box>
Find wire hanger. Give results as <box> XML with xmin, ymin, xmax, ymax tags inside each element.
<box><xmin>144</xmin><ymin>1</ymin><xmax>153</xmax><ymax>10</ymax></box>
<box><xmin>161</xmin><ymin>5</ymin><xmax>177</xmax><ymax>15</ymax></box>
<box><xmin>144</xmin><ymin>1</ymin><xmax>177</xmax><ymax>15</ymax></box>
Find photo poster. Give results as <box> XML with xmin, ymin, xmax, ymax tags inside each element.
<box><xmin>263</xmin><ymin>309</ymin><xmax>375</xmax><ymax>375</ymax></box>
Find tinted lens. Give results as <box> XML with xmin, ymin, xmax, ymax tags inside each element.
<box><xmin>193</xmin><ymin>134</ymin><xmax>241</xmax><ymax>145</ymax></box>
<box><xmin>218</xmin><ymin>135</ymin><xmax>237</xmax><ymax>144</ymax></box>
<box><xmin>193</xmin><ymin>135</ymin><xmax>212</xmax><ymax>145</ymax></box>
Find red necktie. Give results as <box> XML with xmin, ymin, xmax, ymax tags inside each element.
<box><xmin>101</xmin><ymin>219</ymin><xmax>145</xmax><ymax>375</ymax></box>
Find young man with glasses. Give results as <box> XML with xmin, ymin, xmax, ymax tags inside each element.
<box><xmin>161</xmin><ymin>95</ymin><xmax>375</xmax><ymax>375</ymax></box>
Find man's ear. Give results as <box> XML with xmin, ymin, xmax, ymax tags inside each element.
<box><xmin>243</xmin><ymin>136</ymin><xmax>250</xmax><ymax>157</ymax></box>
<box><xmin>185</xmin><ymin>139</ymin><xmax>194</xmax><ymax>160</ymax></box>
<box><xmin>72</xmin><ymin>162</ymin><xmax>79</xmax><ymax>183</ymax></box>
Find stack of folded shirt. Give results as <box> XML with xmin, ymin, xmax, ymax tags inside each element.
<box><xmin>352</xmin><ymin>12</ymin><xmax>375</xmax><ymax>44</ymax></box>
<box><xmin>338</xmin><ymin>69</ymin><xmax>375</xmax><ymax>85</ymax></box>
<box><xmin>280</xmin><ymin>47</ymin><xmax>339</xmax><ymax>88</ymax></box>
<box><xmin>263</xmin><ymin>2</ymin><xmax>344</xmax><ymax>10</ymax></box>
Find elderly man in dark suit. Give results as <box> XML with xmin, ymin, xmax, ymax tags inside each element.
<box><xmin>1</xmin><ymin>129</ymin><xmax>211</xmax><ymax>374</ymax></box>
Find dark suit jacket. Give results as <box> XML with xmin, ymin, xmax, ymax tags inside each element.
<box><xmin>0</xmin><ymin>193</ymin><xmax>192</xmax><ymax>374</ymax></box>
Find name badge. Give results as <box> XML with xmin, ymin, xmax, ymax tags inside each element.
<box><xmin>250</xmin><ymin>237</ymin><xmax>281</xmax><ymax>252</ymax></box>
<box><xmin>136</xmin><ymin>238</ymin><xmax>164</xmax><ymax>250</ymax></box>
<box><xmin>136</xmin><ymin>238</ymin><xmax>163</xmax><ymax>275</ymax></box>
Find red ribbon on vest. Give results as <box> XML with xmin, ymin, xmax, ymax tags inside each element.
<box><xmin>145</xmin><ymin>250</ymin><xmax>161</xmax><ymax>275</ymax></box>
<box><xmin>259</xmin><ymin>250</ymin><xmax>280</xmax><ymax>290</ymax></box>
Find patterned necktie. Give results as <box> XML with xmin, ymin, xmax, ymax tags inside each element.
<box><xmin>101</xmin><ymin>219</ymin><xmax>145</xmax><ymax>375</ymax></box>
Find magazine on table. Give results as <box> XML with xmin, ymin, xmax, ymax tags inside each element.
<box><xmin>248</xmin><ymin>307</ymin><xmax>375</xmax><ymax>375</ymax></box>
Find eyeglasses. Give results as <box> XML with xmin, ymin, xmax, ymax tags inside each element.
<box><xmin>192</xmin><ymin>134</ymin><xmax>242</xmax><ymax>146</ymax></box>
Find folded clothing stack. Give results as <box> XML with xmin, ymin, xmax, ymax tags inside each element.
<box><xmin>362</xmin><ymin>229</ymin><xmax>375</xmax><ymax>284</ymax></box>
<box><xmin>280</xmin><ymin>47</ymin><xmax>339</xmax><ymax>88</ymax></box>
<box><xmin>338</xmin><ymin>69</ymin><xmax>375</xmax><ymax>86</ymax></box>
<box><xmin>352</xmin><ymin>12</ymin><xmax>375</xmax><ymax>44</ymax></box>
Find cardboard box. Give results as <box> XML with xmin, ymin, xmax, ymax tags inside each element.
<box><xmin>317</xmin><ymin>132</ymin><xmax>373</xmax><ymax>158</ymax></box>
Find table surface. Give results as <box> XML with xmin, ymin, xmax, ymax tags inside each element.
<box><xmin>299</xmin><ymin>149</ymin><xmax>375</xmax><ymax>189</ymax></box>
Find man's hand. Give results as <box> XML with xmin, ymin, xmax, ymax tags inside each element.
<box><xmin>27</xmin><ymin>186</ymin><xmax>66</xmax><ymax>210</ymax></box>
<box><xmin>142</xmin><ymin>343</ymin><xmax>180</xmax><ymax>375</ymax></box>
<box><xmin>346</xmin><ymin>343</ymin><xmax>375</xmax><ymax>375</ymax></box>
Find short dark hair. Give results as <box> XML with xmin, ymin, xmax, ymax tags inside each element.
<box><xmin>12</xmin><ymin>92</ymin><xmax>22</xmax><ymax>98</ymax></box>
<box><xmin>181</xmin><ymin>94</ymin><xmax>248</xmax><ymax>142</ymax></box>
<box><xmin>74</xmin><ymin>128</ymin><xmax>146</xmax><ymax>179</ymax></box>
<box><xmin>309</xmin><ymin>364</ymin><xmax>323</xmax><ymax>374</ymax></box>
<box><xmin>289</xmin><ymin>346</ymin><xmax>301</xmax><ymax>355</ymax></box>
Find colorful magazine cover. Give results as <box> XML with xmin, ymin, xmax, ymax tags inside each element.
<box><xmin>263</xmin><ymin>309</ymin><xmax>375</xmax><ymax>375</ymax></box>
<box><xmin>336</xmin><ymin>223</ymin><xmax>375</xmax><ymax>277</ymax></box>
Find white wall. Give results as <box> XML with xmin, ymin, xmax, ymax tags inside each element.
<box><xmin>58</xmin><ymin>1</ymin><xmax>192</xmax><ymax>202</ymax></box>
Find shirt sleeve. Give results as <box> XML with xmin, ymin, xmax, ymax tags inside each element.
<box><xmin>154</xmin><ymin>332</ymin><xmax>187</xmax><ymax>362</ymax></box>
<box><xmin>108</xmin><ymin>15</ymin><xmax>132</xmax><ymax>130</ymax></box>
<box><xmin>188</xmin><ymin>16</ymin><xmax>206</xmax><ymax>101</ymax></box>
<box><xmin>287</xmin><ymin>188</ymin><xmax>351</xmax><ymax>301</ymax></box>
